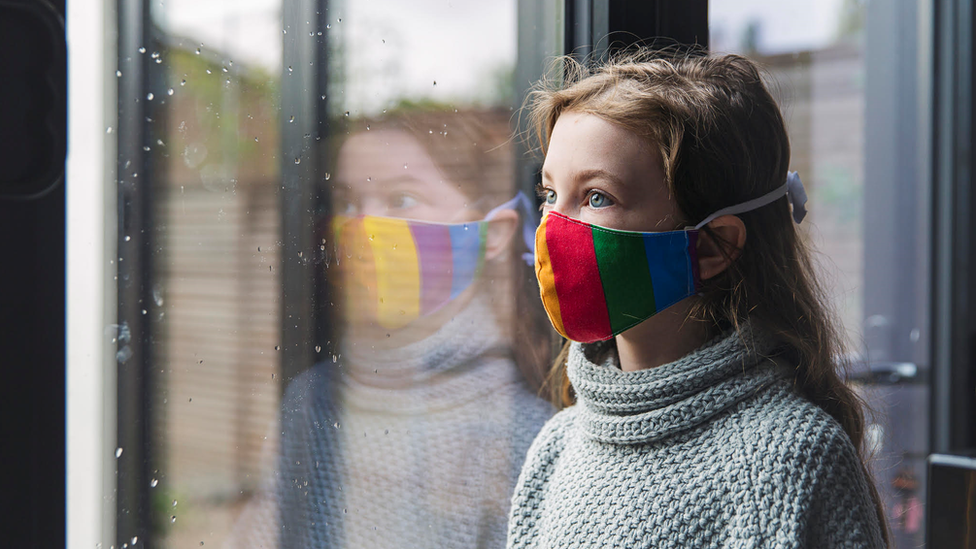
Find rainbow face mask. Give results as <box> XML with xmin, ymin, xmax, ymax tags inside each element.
<box><xmin>334</xmin><ymin>194</ymin><xmax>536</xmax><ymax>330</ymax></box>
<box><xmin>535</xmin><ymin>172</ymin><xmax>808</xmax><ymax>343</ymax></box>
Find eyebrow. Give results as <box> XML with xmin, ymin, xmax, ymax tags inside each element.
<box><xmin>542</xmin><ymin>167</ymin><xmax>625</xmax><ymax>187</ymax></box>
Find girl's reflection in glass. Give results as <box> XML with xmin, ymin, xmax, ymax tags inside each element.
<box><xmin>233</xmin><ymin>108</ymin><xmax>555</xmax><ymax>549</ymax></box>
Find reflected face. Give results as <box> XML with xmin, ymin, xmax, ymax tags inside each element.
<box><xmin>331</xmin><ymin>129</ymin><xmax>486</xmax><ymax>342</ymax></box>
<box><xmin>334</xmin><ymin>129</ymin><xmax>478</xmax><ymax>223</ymax></box>
<box><xmin>539</xmin><ymin>110</ymin><xmax>683</xmax><ymax>232</ymax></box>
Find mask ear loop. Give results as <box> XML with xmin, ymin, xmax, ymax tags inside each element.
<box><xmin>690</xmin><ymin>171</ymin><xmax>808</xmax><ymax>230</ymax></box>
<box><xmin>484</xmin><ymin>192</ymin><xmax>538</xmax><ymax>266</ymax></box>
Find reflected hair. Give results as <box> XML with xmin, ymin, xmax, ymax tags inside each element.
<box><xmin>527</xmin><ymin>49</ymin><xmax>890</xmax><ymax>542</ymax></box>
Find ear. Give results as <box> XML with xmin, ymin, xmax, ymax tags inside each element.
<box><xmin>696</xmin><ymin>214</ymin><xmax>747</xmax><ymax>280</ymax></box>
<box><xmin>484</xmin><ymin>209</ymin><xmax>519</xmax><ymax>261</ymax></box>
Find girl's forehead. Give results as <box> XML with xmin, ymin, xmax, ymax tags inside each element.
<box><xmin>544</xmin><ymin>111</ymin><xmax>660</xmax><ymax>183</ymax></box>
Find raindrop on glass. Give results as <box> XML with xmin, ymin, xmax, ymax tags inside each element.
<box><xmin>115</xmin><ymin>447</ymin><xmax>123</xmax><ymax>458</ymax></box>
<box><xmin>206</xmin><ymin>69</ymin><xmax>212</xmax><ymax>74</ymax></box>
<box><xmin>167</xmin><ymin>88</ymin><xmax>174</xmax><ymax>96</ymax></box>
<box><xmin>138</xmin><ymin>47</ymin><xmax>146</xmax><ymax>54</ymax></box>
<box><xmin>131</xmin><ymin>537</ymin><xmax>138</xmax><ymax>545</ymax></box>
<box><xmin>274</xmin><ymin>345</ymin><xmax>280</xmax><ymax>351</ymax></box>
<box><xmin>195</xmin><ymin>47</ymin><xmax>201</xmax><ymax>55</ymax></box>
<box><xmin>180</xmin><ymin>79</ymin><xmax>186</xmax><ymax>86</ymax></box>
<box><xmin>171</xmin><ymin>516</ymin><xmax>177</xmax><ymax>523</ymax></box>
<box><xmin>124</xmin><ymin>235</ymin><xmax>131</xmax><ymax>242</ymax></box>
<box><xmin>146</xmin><ymin>92</ymin><xmax>154</xmax><ymax>100</ymax></box>
<box><xmin>116</xmin><ymin>70</ymin><xmax>122</xmax><ymax>77</ymax></box>
<box><xmin>254</xmin><ymin>137</ymin><xmax>259</xmax><ymax>142</ymax></box>
<box><xmin>106</xmin><ymin>126</ymin><xmax>113</xmax><ymax>134</ymax></box>
<box><xmin>289</xmin><ymin>115</ymin><xmax>295</xmax><ymax>123</ymax></box>
<box><xmin>150</xmin><ymin>478</ymin><xmax>158</xmax><ymax>487</ymax></box>
<box><xmin>314</xmin><ymin>345</ymin><xmax>322</xmax><ymax>353</ymax></box>
<box><xmin>294</xmin><ymin>157</ymin><xmax>301</xmax><ymax>165</ymax></box>
<box><xmin>323</xmin><ymin>173</ymin><xmax>331</xmax><ymax>181</ymax></box>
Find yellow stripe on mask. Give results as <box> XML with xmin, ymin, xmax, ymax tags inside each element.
<box><xmin>535</xmin><ymin>215</ymin><xmax>566</xmax><ymax>338</ymax></box>
<box><xmin>363</xmin><ymin>216</ymin><xmax>420</xmax><ymax>329</ymax></box>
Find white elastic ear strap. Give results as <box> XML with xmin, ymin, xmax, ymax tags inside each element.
<box><xmin>692</xmin><ymin>171</ymin><xmax>807</xmax><ymax>230</ymax></box>
<box><xmin>484</xmin><ymin>192</ymin><xmax>538</xmax><ymax>266</ymax></box>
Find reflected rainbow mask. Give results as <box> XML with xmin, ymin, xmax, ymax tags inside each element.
<box><xmin>332</xmin><ymin>194</ymin><xmax>536</xmax><ymax>330</ymax></box>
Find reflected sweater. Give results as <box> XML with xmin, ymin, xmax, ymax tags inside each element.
<box><xmin>506</xmin><ymin>330</ymin><xmax>885</xmax><ymax>549</ymax></box>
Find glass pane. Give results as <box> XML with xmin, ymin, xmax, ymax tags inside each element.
<box><xmin>130</xmin><ymin>0</ymin><xmax>562</xmax><ymax>546</ymax></box>
<box><xmin>710</xmin><ymin>1</ymin><xmax>930</xmax><ymax>546</ymax></box>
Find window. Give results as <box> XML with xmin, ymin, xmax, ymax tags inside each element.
<box><xmin>710</xmin><ymin>0</ymin><xmax>932</xmax><ymax>545</ymax></box>
<box><xmin>108</xmin><ymin>0</ymin><xmax>562</xmax><ymax>546</ymax></box>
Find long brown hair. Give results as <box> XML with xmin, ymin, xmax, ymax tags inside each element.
<box><xmin>528</xmin><ymin>50</ymin><xmax>889</xmax><ymax>542</ymax></box>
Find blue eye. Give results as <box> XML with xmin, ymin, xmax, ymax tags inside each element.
<box><xmin>588</xmin><ymin>192</ymin><xmax>610</xmax><ymax>208</ymax></box>
<box><xmin>545</xmin><ymin>189</ymin><xmax>556</xmax><ymax>205</ymax></box>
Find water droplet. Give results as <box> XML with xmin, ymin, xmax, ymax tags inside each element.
<box><xmin>195</xmin><ymin>47</ymin><xmax>201</xmax><ymax>55</ymax></box>
<box><xmin>344</xmin><ymin>111</ymin><xmax>350</xmax><ymax>117</ymax></box>
<box><xmin>106</xmin><ymin>126</ymin><xmax>113</xmax><ymax>134</ymax></box>
<box><xmin>167</xmin><ymin>88</ymin><xmax>174</xmax><ymax>96</ymax></box>
<box><xmin>222</xmin><ymin>66</ymin><xmax>228</xmax><ymax>73</ymax></box>
<box><xmin>146</xmin><ymin>92</ymin><xmax>154</xmax><ymax>100</ymax></box>
<box><xmin>324</xmin><ymin>173</ymin><xmax>331</xmax><ymax>181</ymax></box>
<box><xmin>403</xmin><ymin>163</ymin><xmax>408</xmax><ymax>169</ymax></box>
<box><xmin>131</xmin><ymin>536</ymin><xmax>138</xmax><ymax>545</ymax></box>
<box><xmin>173</xmin><ymin>499</ymin><xmax>178</xmax><ymax>507</ymax></box>
<box><xmin>115</xmin><ymin>447</ymin><xmax>123</xmax><ymax>458</ymax></box>
<box><xmin>171</xmin><ymin>515</ymin><xmax>177</xmax><ymax>523</ymax></box>
<box><xmin>124</xmin><ymin>235</ymin><xmax>131</xmax><ymax>242</ymax></box>
<box><xmin>334</xmin><ymin>422</ymin><xmax>340</xmax><ymax>429</ymax></box>
<box><xmin>366</xmin><ymin>177</ymin><xmax>371</xmax><ymax>182</ymax></box>
<box><xmin>433</xmin><ymin>80</ymin><xmax>437</xmax><ymax>86</ymax></box>
<box><xmin>392</xmin><ymin>243</ymin><xmax>397</xmax><ymax>250</ymax></box>
<box><xmin>138</xmin><ymin>47</ymin><xmax>146</xmax><ymax>54</ymax></box>
<box><xmin>116</xmin><ymin>70</ymin><xmax>122</xmax><ymax>77</ymax></box>
<box><xmin>157</xmin><ymin>139</ymin><xmax>164</xmax><ymax>146</ymax></box>
<box><xmin>289</xmin><ymin>115</ymin><xmax>295</xmax><ymax>123</ymax></box>
<box><xmin>254</xmin><ymin>137</ymin><xmax>259</xmax><ymax>142</ymax></box>
<box><xmin>314</xmin><ymin>345</ymin><xmax>322</xmax><ymax>353</ymax></box>
<box><xmin>274</xmin><ymin>345</ymin><xmax>280</xmax><ymax>351</ymax></box>
<box><xmin>326</xmin><ymin>23</ymin><xmax>331</xmax><ymax>29</ymax></box>
<box><xmin>141</xmin><ymin>309</ymin><xmax>147</xmax><ymax>315</ymax></box>
<box><xmin>287</xmin><ymin>66</ymin><xmax>293</xmax><ymax>73</ymax></box>
<box><xmin>150</xmin><ymin>478</ymin><xmax>157</xmax><ymax>487</ymax></box>
<box><xmin>294</xmin><ymin>157</ymin><xmax>301</xmax><ymax>165</ymax></box>
<box><xmin>384</xmin><ymin>429</ymin><xmax>389</xmax><ymax>435</ymax></box>
<box><xmin>180</xmin><ymin>79</ymin><xmax>186</xmax><ymax>86</ymax></box>
<box><xmin>143</xmin><ymin>146</ymin><xmax>151</xmax><ymax>152</ymax></box>
<box><xmin>367</xmin><ymin>234</ymin><xmax>374</xmax><ymax>241</ymax></box>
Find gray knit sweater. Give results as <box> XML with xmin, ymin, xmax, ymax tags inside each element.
<box><xmin>507</xmin><ymin>330</ymin><xmax>885</xmax><ymax>548</ymax></box>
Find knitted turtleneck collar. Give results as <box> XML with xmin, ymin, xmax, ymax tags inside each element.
<box><xmin>568</xmin><ymin>326</ymin><xmax>789</xmax><ymax>445</ymax></box>
<box><xmin>338</xmin><ymin>292</ymin><xmax>518</xmax><ymax>413</ymax></box>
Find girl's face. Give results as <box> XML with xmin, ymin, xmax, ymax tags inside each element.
<box><xmin>334</xmin><ymin>129</ymin><xmax>479</xmax><ymax>223</ymax></box>
<box><xmin>539</xmin><ymin>110</ymin><xmax>683</xmax><ymax>232</ymax></box>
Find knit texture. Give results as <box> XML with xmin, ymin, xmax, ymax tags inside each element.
<box><xmin>270</xmin><ymin>294</ymin><xmax>554</xmax><ymax>549</ymax></box>
<box><xmin>506</xmin><ymin>328</ymin><xmax>885</xmax><ymax>549</ymax></box>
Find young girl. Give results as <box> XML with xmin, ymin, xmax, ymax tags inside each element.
<box><xmin>507</xmin><ymin>52</ymin><xmax>889</xmax><ymax>548</ymax></box>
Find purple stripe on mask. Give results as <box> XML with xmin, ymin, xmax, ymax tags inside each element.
<box><xmin>409</xmin><ymin>222</ymin><xmax>455</xmax><ymax>315</ymax></box>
